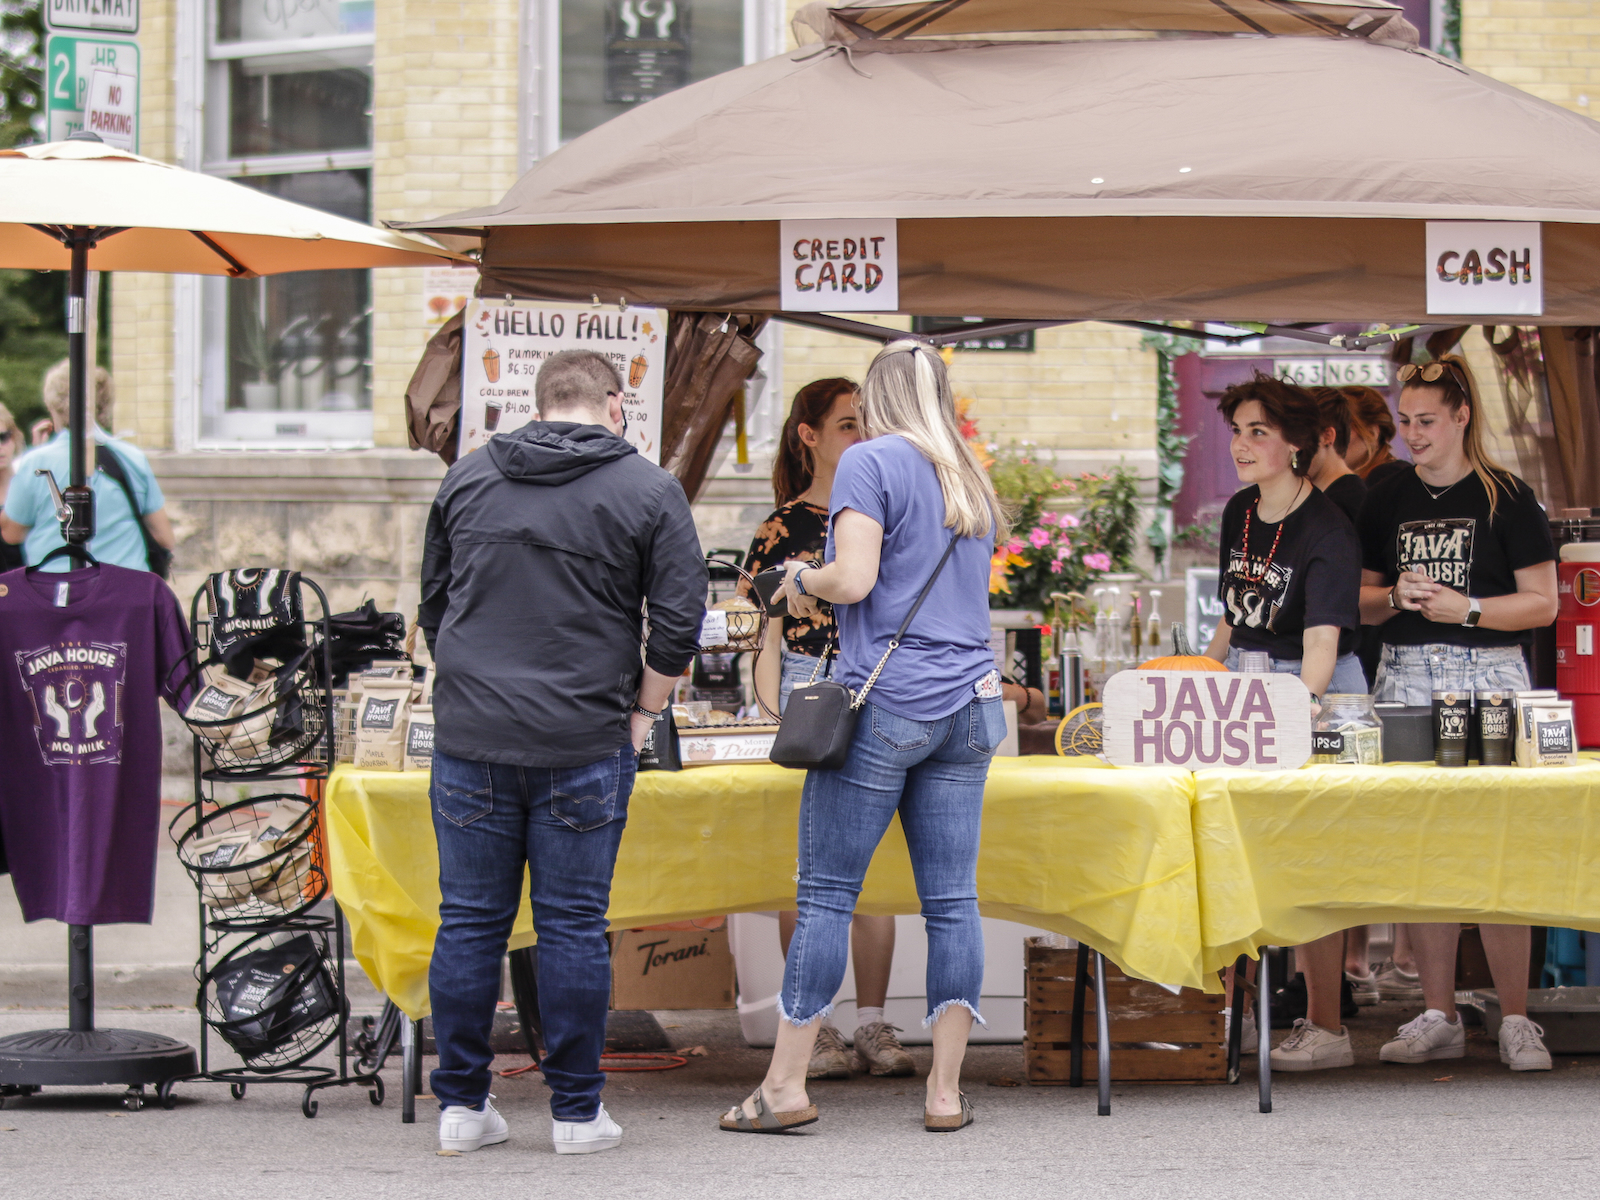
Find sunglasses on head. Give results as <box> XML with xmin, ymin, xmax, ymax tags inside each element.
<box><xmin>1397</xmin><ymin>361</ymin><xmax>1466</xmax><ymax>387</ymax></box>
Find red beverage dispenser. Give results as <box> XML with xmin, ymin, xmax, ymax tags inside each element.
<box><xmin>1557</xmin><ymin>536</ymin><xmax>1600</xmax><ymax>748</ymax></box>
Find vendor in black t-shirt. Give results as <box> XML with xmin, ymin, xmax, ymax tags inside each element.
<box><xmin>1203</xmin><ymin>374</ymin><xmax>1365</xmax><ymax>696</ymax></box>
<box><xmin>1309</xmin><ymin>387</ymin><xmax>1366</xmax><ymax>525</ymax></box>
<box><xmin>1202</xmin><ymin>374</ymin><xmax>1365</xmax><ymax>1075</ymax></box>
<box><xmin>1357</xmin><ymin>353</ymin><xmax>1558</xmax><ymax>1075</ymax></box>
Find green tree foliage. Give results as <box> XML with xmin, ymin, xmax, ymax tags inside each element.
<box><xmin>0</xmin><ymin>2</ymin><xmax>65</xmax><ymax>435</ymax></box>
<box><xmin>1139</xmin><ymin>332</ymin><xmax>1193</xmax><ymax>568</ymax></box>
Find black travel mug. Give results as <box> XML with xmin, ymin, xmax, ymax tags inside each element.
<box><xmin>1477</xmin><ymin>690</ymin><xmax>1513</xmax><ymax>766</ymax></box>
<box><xmin>1433</xmin><ymin>689</ymin><xmax>1470</xmax><ymax>767</ymax></box>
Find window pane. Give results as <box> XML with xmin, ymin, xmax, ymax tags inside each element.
<box><xmin>228</xmin><ymin>58</ymin><xmax>372</xmax><ymax>157</ymax></box>
<box><xmin>225</xmin><ymin>171</ymin><xmax>372</xmax><ymax>415</ymax></box>
<box><xmin>561</xmin><ymin>0</ymin><xmax>744</xmax><ymax>142</ymax></box>
<box><xmin>218</xmin><ymin>0</ymin><xmax>375</xmax><ymax>44</ymax></box>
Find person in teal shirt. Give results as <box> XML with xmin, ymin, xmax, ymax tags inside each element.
<box><xmin>0</xmin><ymin>363</ymin><xmax>174</xmax><ymax>572</ymax></box>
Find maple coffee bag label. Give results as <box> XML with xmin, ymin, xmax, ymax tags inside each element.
<box><xmin>354</xmin><ymin>680</ymin><xmax>412</xmax><ymax>771</ymax></box>
<box><xmin>404</xmin><ymin>706</ymin><xmax>435</xmax><ymax>772</ymax></box>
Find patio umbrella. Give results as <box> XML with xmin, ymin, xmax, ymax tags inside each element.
<box><xmin>405</xmin><ymin>11</ymin><xmax>1600</xmax><ymax>325</ymax></box>
<box><xmin>0</xmin><ymin>132</ymin><xmax>458</xmax><ymax>1095</ymax></box>
<box><xmin>0</xmin><ymin>135</ymin><xmax>458</xmax><ymax>539</ymax></box>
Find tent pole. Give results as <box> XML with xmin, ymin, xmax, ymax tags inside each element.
<box><xmin>67</xmin><ymin>226</ymin><xmax>89</xmax><ymax>491</ymax></box>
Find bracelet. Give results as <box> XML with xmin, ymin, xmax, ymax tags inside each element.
<box><xmin>1388</xmin><ymin>585</ymin><xmax>1400</xmax><ymax>611</ymax></box>
<box><xmin>632</xmin><ymin>703</ymin><xmax>662</xmax><ymax>721</ymax></box>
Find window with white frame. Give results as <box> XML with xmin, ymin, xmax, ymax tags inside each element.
<box><xmin>197</xmin><ymin>0</ymin><xmax>376</xmax><ymax>447</ymax></box>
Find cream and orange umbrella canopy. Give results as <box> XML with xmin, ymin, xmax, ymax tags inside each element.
<box><xmin>0</xmin><ymin>139</ymin><xmax>460</xmax><ymax>276</ymax></box>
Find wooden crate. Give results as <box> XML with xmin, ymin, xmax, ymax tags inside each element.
<box><xmin>1024</xmin><ymin>937</ymin><xmax>1225</xmax><ymax>1084</ymax></box>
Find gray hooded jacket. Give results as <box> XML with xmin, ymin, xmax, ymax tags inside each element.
<box><xmin>418</xmin><ymin>421</ymin><xmax>706</xmax><ymax>767</ymax></box>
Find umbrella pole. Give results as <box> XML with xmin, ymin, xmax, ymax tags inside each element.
<box><xmin>61</xmin><ymin>226</ymin><xmax>95</xmax><ymax>545</ymax></box>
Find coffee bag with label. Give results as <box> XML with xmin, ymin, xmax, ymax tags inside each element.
<box><xmin>1529</xmin><ymin>702</ymin><xmax>1578</xmax><ymax>767</ymax></box>
<box><xmin>403</xmin><ymin>705</ymin><xmax>435</xmax><ymax>771</ymax></box>
<box><xmin>189</xmin><ymin>830</ymin><xmax>257</xmax><ymax>909</ymax></box>
<box><xmin>354</xmin><ymin>679</ymin><xmax>412</xmax><ymax>770</ymax></box>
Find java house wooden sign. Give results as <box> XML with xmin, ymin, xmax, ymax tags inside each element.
<box><xmin>1102</xmin><ymin>671</ymin><xmax>1312</xmax><ymax>772</ymax></box>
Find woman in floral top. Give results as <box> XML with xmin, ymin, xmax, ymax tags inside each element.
<box><xmin>740</xmin><ymin>377</ymin><xmax>914</xmax><ymax>1083</ymax></box>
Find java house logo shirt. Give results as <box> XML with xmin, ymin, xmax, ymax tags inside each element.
<box><xmin>15</xmin><ymin>640</ymin><xmax>128</xmax><ymax>766</ymax></box>
<box><xmin>1396</xmin><ymin>518</ymin><xmax>1475</xmax><ymax>592</ymax></box>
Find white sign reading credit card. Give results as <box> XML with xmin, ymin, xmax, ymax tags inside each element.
<box><xmin>1425</xmin><ymin>221</ymin><xmax>1542</xmax><ymax>316</ymax></box>
<box><xmin>459</xmin><ymin>298</ymin><xmax>666</xmax><ymax>462</ymax></box>
<box><xmin>779</xmin><ymin>218</ymin><xmax>898</xmax><ymax>313</ymax></box>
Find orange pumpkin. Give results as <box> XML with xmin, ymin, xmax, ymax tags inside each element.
<box><xmin>1139</xmin><ymin>623</ymin><xmax>1229</xmax><ymax>671</ymax></box>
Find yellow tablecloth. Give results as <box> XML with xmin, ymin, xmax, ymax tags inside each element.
<box><xmin>324</xmin><ymin>757</ymin><xmax>1205</xmax><ymax>1017</ymax></box>
<box><xmin>1195</xmin><ymin>759</ymin><xmax>1600</xmax><ymax>974</ymax></box>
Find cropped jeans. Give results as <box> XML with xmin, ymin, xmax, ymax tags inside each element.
<box><xmin>428</xmin><ymin>745</ymin><xmax>635</xmax><ymax>1121</ymax></box>
<box><xmin>780</xmin><ymin>695</ymin><xmax>1006</xmax><ymax>1029</ymax></box>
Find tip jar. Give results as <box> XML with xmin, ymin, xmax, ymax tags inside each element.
<box><xmin>1313</xmin><ymin>693</ymin><xmax>1385</xmax><ymax>765</ymax></box>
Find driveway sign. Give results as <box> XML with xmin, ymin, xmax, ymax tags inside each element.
<box><xmin>44</xmin><ymin>0</ymin><xmax>139</xmax><ymax>34</ymax></box>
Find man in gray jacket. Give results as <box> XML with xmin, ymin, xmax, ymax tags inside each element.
<box><xmin>418</xmin><ymin>349</ymin><xmax>705</xmax><ymax>1156</ymax></box>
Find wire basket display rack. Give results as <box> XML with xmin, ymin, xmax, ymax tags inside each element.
<box><xmin>158</xmin><ymin>573</ymin><xmax>382</xmax><ymax>1117</ymax></box>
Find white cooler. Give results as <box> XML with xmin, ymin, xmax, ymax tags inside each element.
<box><xmin>728</xmin><ymin>911</ymin><xmax>1059</xmax><ymax>1046</ymax></box>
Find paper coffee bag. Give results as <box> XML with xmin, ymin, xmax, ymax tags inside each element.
<box><xmin>403</xmin><ymin>705</ymin><xmax>435</xmax><ymax>771</ymax></box>
<box><xmin>354</xmin><ymin>680</ymin><xmax>412</xmax><ymax>770</ymax></box>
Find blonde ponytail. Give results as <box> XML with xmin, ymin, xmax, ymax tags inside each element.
<box><xmin>859</xmin><ymin>340</ymin><xmax>1007</xmax><ymax>541</ymax></box>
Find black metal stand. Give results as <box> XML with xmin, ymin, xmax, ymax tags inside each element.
<box><xmin>0</xmin><ymin>210</ymin><xmax>199</xmax><ymax>1111</ymax></box>
<box><xmin>156</xmin><ymin>576</ymin><xmax>381</xmax><ymax>1117</ymax></box>
<box><xmin>1065</xmin><ymin>943</ymin><xmax>1113</xmax><ymax>1115</ymax></box>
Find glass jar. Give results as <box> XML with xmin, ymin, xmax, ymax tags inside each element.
<box><xmin>1313</xmin><ymin>693</ymin><xmax>1384</xmax><ymax>765</ymax></box>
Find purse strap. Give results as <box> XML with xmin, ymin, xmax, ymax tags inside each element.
<box><xmin>849</xmin><ymin>533</ymin><xmax>961</xmax><ymax>711</ymax></box>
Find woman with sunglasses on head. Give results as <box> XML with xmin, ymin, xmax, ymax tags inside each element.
<box><xmin>741</xmin><ymin>378</ymin><xmax>915</xmax><ymax>1084</ymax></box>
<box><xmin>0</xmin><ymin>403</ymin><xmax>22</xmax><ymax>571</ymax></box>
<box><xmin>720</xmin><ymin>340</ymin><xmax>1005</xmax><ymax>1136</ymax></box>
<box><xmin>1203</xmin><ymin>374</ymin><xmax>1363</xmax><ymax>1072</ymax></box>
<box><xmin>1358</xmin><ymin>354</ymin><xmax>1558</xmax><ymax>1072</ymax></box>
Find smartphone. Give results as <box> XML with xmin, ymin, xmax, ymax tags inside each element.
<box><xmin>752</xmin><ymin>567</ymin><xmax>790</xmax><ymax>617</ymax></box>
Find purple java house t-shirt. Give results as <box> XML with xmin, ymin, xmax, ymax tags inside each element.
<box><xmin>0</xmin><ymin>565</ymin><xmax>190</xmax><ymax>924</ymax></box>
<box><xmin>826</xmin><ymin>436</ymin><xmax>996</xmax><ymax>721</ymax></box>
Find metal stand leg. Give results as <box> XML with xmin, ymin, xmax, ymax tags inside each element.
<box><xmin>1227</xmin><ymin>953</ymin><xmax>1247</xmax><ymax>1084</ymax></box>
<box><xmin>1068</xmin><ymin>943</ymin><xmax>1088</xmax><ymax>1088</ymax></box>
<box><xmin>1257</xmin><ymin>947</ymin><xmax>1272</xmax><ymax>1114</ymax></box>
<box><xmin>1093</xmin><ymin>952</ymin><xmax>1111</xmax><ymax>1117</ymax></box>
<box><xmin>401</xmin><ymin>1016</ymin><xmax>417</xmax><ymax>1125</ymax></box>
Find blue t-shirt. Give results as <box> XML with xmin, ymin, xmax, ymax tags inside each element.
<box><xmin>826</xmin><ymin>435</ymin><xmax>996</xmax><ymax>721</ymax></box>
<box><xmin>5</xmin><ymin>428</ymin><xmax>164</xmax><ymax>572</ymax></box>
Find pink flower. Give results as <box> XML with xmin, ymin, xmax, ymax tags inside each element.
<box><xmin>1028</xmin><ymin>527</ymin><xmax>1051</xmax><ymax>549</ymax></box>
<box><xmin>1083</xmin><ymin>551</ymin><xmax>1112</xmax><ymax>572</ymax></box>
<box><xmin>1040</xmin><ymin>511</ymin><xmax>1058</xmax><ymax>526</ymax></box>
<box><xmin>1059</xmin><ymin>512</ymin><xmax>1081</xmax><ymax>528</ymax></box>
<box><xmin>1006</xmin><ymin>538</ymin><xmax>1025</xmax><ymax>555</ymax></box>
<box><xmin>1049</xmin><ymin>559</ymin><xmax>1063</xmax><ymax>573</ymax></box>
<box><xmin>1056</xmin><ymin>539</ymin><xmax>1072</xmax><ymax>556</ymax></box>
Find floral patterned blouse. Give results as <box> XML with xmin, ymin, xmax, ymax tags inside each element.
<box><xmin>740</xmin><ymin>499</ymin><xmax>835</xmax><ymax>658</ymax></box>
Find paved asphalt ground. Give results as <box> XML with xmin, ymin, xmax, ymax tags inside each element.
<box><xmin>4</xmin><ymin>997</ymin><xmax>1600</xmax><ymax>1200</ymax></box>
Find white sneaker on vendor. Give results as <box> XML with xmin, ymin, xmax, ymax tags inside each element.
<box><xmin>1498</xmin><ymin>1015</ymin><xmax>1553</xmax><ymax>1071</ymax></box>
<box><xmin>1269</xmin><ymin>1018</ymin><xmax>1354</xmax><ymax>1071</ymax></box>
<box><xmin>439</xmin><ymin>1096</ymin><xmax>509</xmax><ymax>1152</ymax></box>
<box><xmin>1379</xmin><ymin>1009</ymin><xmax>1465</xmax><ymax>1063</ymax></box>
<box><xmin>1224</xmin><ymin>1008</ymin><xmax>1259</xmax><ymax>1053</ymax></box>
<box><xmin>552</xmin><ymin>1104</ymin><xmax>624</xmax><ymax>1155</ymax></box>
<box><xmin>1345</xmin><ymin>970</ymin><xmax>1379</xmax><ymax>1007</ymax></box>
<box><xmin>1372</xmin><ymin>960</ymin><xmax>1424</xmax><ymax>1003</ymax></box>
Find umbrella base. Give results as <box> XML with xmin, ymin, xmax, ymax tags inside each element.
<box><xmin>0</xmin><ymin>1027</ymin><xmax>197</xmax><ymax>1087</ymax></box>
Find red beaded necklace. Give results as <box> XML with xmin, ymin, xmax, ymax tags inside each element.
<box><xmin>1237</xmin><ymin>483</ymin><xmax>1303</xmax><ymax>583</ymax></box>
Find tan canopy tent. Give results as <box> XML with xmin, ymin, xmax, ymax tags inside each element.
<box><xmin>404</xmin><ymin>0</ymin><xmax>1600</xmax><ymax>504</ymax></box>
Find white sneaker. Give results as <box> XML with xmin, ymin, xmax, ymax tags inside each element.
<box><xmin>1372</xmin><ymin>960</ymin><xmax>1424</xmax><ymax>1003</ymax></box>
<box><xmin>552</xmin><ymin>1103</ymin><xmax>624</xmax><ymax>1155</ymax></box>
<box><xmin>1380</xmin><ymin>1009</ymin><xmax>1465</xmax><ymax>1063</ymax></box>
<box><xmin>1269</xmin><ymin>1018</ymin><xmax>1354</xmax><ymax>1072</ymax></box>
<box><xmin>1498</xmin><ymin>1014</ymin><xmax>1553</xmax><ymax>1071</ymax></box>
<box><xmin>439</xmin><ymin>1096</ymin><xmax>509</xmax><ymax>1152</ymax></box>
<box><xmin>1225</xmin><ymin>1008</ymin><xmax>1260</xmax><ymax>1053</ymax></box>
<box><xmin>1345</xmin><ymin>970</ymin><xmax>1380</xmax><ymax>1007</ymax></box>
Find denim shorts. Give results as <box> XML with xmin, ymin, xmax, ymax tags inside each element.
<box><xmin>1372</xmin><ymin>643</ymin><xmax>1530</xmax><ymax>706</ymax></box>
<box><xmin>1223</xmin><ymin>645</ymin><xmax>1369</xmax><ymax>695</ymax></box>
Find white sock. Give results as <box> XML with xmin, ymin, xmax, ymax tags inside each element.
<box><xmin>1423</xmin><ymin>1007</ymin><xmax>1457</xmax><ymax>1025</ymax></box>
<box><xmin>856</xmin><ymin>1006</ymin><xmax>885</xmax><ymax>1030</ymax></box>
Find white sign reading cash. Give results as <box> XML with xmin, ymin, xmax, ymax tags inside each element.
<box><xmin>1425</xmin><ymin>221</ymin><xmax>1543</xmax><ymax>316</ymax></box>
<box><xmin>779</xmin><ymin>218</ymin><xmax>898</xmax><ymax>313</ymax></box>
<box><xmin>459</xmin><ymin>298</ymin><xmax>666</xmax><ymax>462</ymax></box>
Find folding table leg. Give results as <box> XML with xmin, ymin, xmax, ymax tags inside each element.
<box><xmin>1093</xmin><ymin>951</ymin><xmax>1111</xmax><ymax>1117</ymax></box>
<box><xmin>1068</xmin><ymin>943</ymin><xmax>1089</xmax><ymax>1088</ymax></box>
<box><xmin>401</xmin><ymin>1015</ymin><xmax>417</xmax><ymax>1125</ymax></box>
<box><xmin>1257</xmin><ymin>947</ymin><xmax>1272</xmax><ymax>1113</ymax></box>
<box><xmin>1227</xmin><ymin>953</ymin><xmax>1248</xmax><ymax>1083</ymax></box>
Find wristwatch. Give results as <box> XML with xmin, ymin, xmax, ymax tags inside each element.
<box><xmin>791</xmin><ymin>567</ymin><xmax>810</xmax><ymax>597</ymax></box>
<box><xmin>1461</xmin><ymin>597</ymin><xmax>1483</xmax><ymax>627</ymax></box>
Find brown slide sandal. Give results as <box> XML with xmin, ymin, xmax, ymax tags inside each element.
<box><xmin>719</xmin><ymin>1087</ymin><xmax>819</xmax><ymax>1134</ymax></box>
<box><xmin>924</xmin><ymin>1092</ymin><xmax>974</xmax><ymax>1133</ymax></box>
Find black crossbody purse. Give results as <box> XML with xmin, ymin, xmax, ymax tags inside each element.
<box><xmin>770</xmin><ymin>535</ymin><xmax>960</xmax><ymax>771</ymax></box>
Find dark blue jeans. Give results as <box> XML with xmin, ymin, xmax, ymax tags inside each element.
<box><xmin>428</xmin><ymin>745</ymin><xmax>635</xmax><ymax>1121</ymax></box>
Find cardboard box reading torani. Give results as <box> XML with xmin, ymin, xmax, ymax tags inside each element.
<box><xmin>610</xmin><ymin>927</ymin><xmax>736</xmax><ymax>1011</ymax></box>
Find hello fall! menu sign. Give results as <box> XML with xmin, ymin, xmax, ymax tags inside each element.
<box><xmin>460</xmin><ymin>298</ymin><xmax>668</xmax><ymax>462</ymax></box>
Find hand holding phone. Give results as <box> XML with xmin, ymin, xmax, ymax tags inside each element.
<box><xmin>752</xmin><ymin>567</ymin><xmax>790</xmax><ymax>616</ymax></box>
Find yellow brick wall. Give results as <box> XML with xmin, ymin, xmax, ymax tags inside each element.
<box><xmin>1463</xmin><ymin>0</ymin><xmax>1600</xmax><ymax>114</ymax></box>
<box><xmin>370</xmin><ymin>0</ymin><xmax>523</xmax><ymax>448</ymax></box>
<box><xmin>109</xmin><ymin>0</ymin><xmax>176</xmax><ymax>449</ymax></box>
